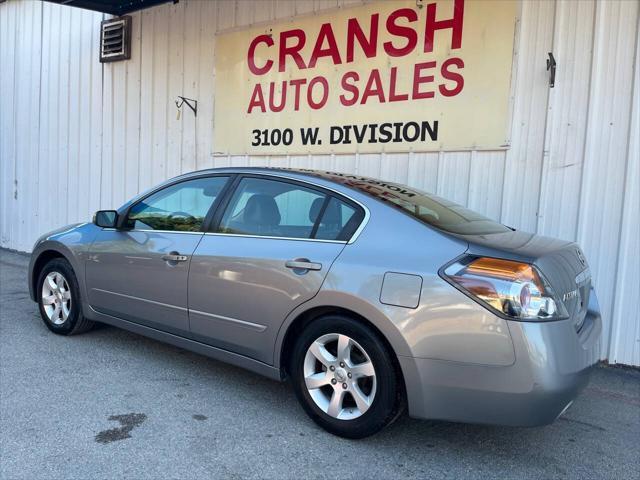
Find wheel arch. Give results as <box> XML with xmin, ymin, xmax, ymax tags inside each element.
<box><xmin>277</xmin><ymin>300</ymin><xmax>410</xmax><ymax>406</ymax></box>
<box><xmin>29</xmin><ymin>247</ymin><xmax>72</xmax><ymax>302</ymax></box>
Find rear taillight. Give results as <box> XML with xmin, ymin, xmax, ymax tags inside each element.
<box><xmin>443</xmin><ymin>257</ymin><xmax>568</xmax><ymax>320</ymax></box>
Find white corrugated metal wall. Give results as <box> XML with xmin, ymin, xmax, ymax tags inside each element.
<box><xmin>0</xmin><ymin>0</ymin><xmax>638</xmax><ymax>365</ymax></box>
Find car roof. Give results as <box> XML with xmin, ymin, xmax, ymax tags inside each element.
<box><xmin>182</xmin><ymin>167</ymin><xmax>342</xmax><ymax>182</ymax></box>
<box><xmin>176</xmin><ymin>166</ymin><xmax>384</xmax><ymax>193</ymax></box>
<box><xmin>118</xmin><ymin>167</ymin><xmax>376</xmax><ymax>214</ymax></box>
<box><xmin>178</xmin><ymin>167</ymin><xmax>414</xmax><ymax>195</ymax></box>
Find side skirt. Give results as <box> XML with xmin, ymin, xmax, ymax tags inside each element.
<box><xmin>87</xmin><ymin>306</ymin><xmax>283</xmax><ymax>381</ymax></box>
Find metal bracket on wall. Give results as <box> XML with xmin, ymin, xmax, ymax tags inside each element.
<box><xmin>546</xmin><ymin>52</ymin><xmax>556</xmax><ymax>88</ymax></box>
<box><xmin>175</xmin><ymin>96</ymin><xmax>197</xmax><ymax>117</ymax></box>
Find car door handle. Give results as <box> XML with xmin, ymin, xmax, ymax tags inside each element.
<box><xmin>162</xmin><ymin>253</ymin><xmax>189</xmax><ymax>262</ymax></box>
<box><xmin>285</xmin><ymin>259</ymin><xmax>322</xmax><ymax>271</ymax></box>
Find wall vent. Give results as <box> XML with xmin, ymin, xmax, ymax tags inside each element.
<box><xmin>99</xmin><ymin>16</ymin><xmax>131</xmax><ymax>63</ymax></box>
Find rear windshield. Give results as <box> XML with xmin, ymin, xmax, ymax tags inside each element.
<box><xmin>306</xmin><ymin>171</ymin><xmax>511</xmax><ymax>235</ymax></box>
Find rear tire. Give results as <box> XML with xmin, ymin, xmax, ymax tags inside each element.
<box><xmin>37</xmin><ymin>258</ymin><xmax>94</xmax><ymax>335</ymax></box>
<box><xmin>290</xmin><ymin>314</ymin><xmax>400</xmax><ymax>438</ymax></box>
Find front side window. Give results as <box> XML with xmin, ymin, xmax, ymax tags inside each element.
<box><xmin>217</xmin><ymin>177</ymin><xmax>363</xmax><ymax>241</ymax></box>
<box><xmin>126</xmin><ymin>176</ymin><xmax>228</xmax><ymax>232</ymax></box>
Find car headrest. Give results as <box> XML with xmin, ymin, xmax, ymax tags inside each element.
<box><xmin>243</xmin><ymin>194</ymin><xmax>281</xmax><ymax>226</ymax></box>
<box><xmin>309</xmin><ymin>197</ymin><xmax>341</xmax><ymax>225</ymax></box>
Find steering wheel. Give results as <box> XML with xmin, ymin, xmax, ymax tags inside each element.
<box><xmin>168</xmin><ymin>211</ymin><xmax>196</xmax><ymax>222</ymax></box>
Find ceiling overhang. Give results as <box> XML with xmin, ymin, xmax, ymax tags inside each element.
<box><xmin>45</xmin><ymin>0</ymin><xmax>174</xmax><ymax>16</ymax></box>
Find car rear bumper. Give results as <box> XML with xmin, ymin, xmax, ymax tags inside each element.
<box><xmin>401</xmin><ymin>288</ymin><xmax>602</xmax><ymax>426</ymax></box>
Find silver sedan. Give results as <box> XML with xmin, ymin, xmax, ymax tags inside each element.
<box><xmin>28</xmin><ymin>168</ymin><xmax>601</xmax><ymax>438</ymax></box>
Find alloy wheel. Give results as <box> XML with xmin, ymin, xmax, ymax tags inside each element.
<box><xmin>303</xmin><ymin>333</ymin><xmax>377</xmax><ymax>420</ymax></box>
<box><xmin>41</xmin><ymin>271</ymin><xmax>72</xmax><ymax>325</ymax></box>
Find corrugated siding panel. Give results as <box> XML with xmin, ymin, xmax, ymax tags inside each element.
<box><xmin>609</xmin><ymin>18</ymin><xmax>640</xmax><ymax>366</ymax></box>
<box><xmin>57</xmin><ymin>6</ymin><xmax>71</xmax><ymax>231</ymax></box>
<box><xmin>0</xmin><ymin>0</ymin><xmax>12</xmax><ymax>249</ymax></box>
<box><xmin>31</xmin><ymin>1</ymin><xmax>49</xmax><ymax>242</ymax></box>
<box><xmin>35</xmin><ymin>3</ymin><xmax>52</xmax><ymax>244</ymax></box>
<box><xmin>15</xmin><ymin>0</ymin><xmax>41</xmax><ymax>251</ymax></box>
<box><xmin>500</xmin><ymin>0</ymin><xmax>554</xmax><ymax>233</ymax></box>
<box><xmin>0</xmin><ymin>0</ymin><xmax>638</xmax><ymax>364</ymax></box>
<box><xmin>166</xmin><ymin>1</ymin><xmax>185</xmax><ymax>180</ymax></box>
<box><xmin>576</xmin><ymin>0</ymin><xmax>639</xmax><ymax>359</ymax></box>
<box><xmin>407</xmin><ymin>152</ymin><xmax>440</xmax><ymax>194</ymax></box>
<box><xmin>150</xmin><ymin>4</ymin><xmax>171</xmax><ymax>186</ymax></box>
<box><xmin>67</xmin><ymin>8</ymin><xmax>81</xmax><ymax>227</ymax></box>
<box><xmin>437</xmin><ymin>152</ymin><xmax>471</xmax><ymax>206</ymax></box>
<box><xmin>468</xmin><ymin>151</ymin><xmax>505</xmax><ymax>220</ymax></box>
<box><xmin>138</xmin><ymin>7</ymin><xmax>155</xmax><ymax>192</ymax></box>
<box><xmin>537</xmin><ymin>0</ymin><xmax>595</xmax><ymax>241</ymax></box>
<box><xmin>124</xmin><ymin>12</ymin><xmax>142</xmax><ymax>200</ymax></box>
<box><xmin>88</xmin><ymin>9</ymin><xmax>104</xmax><ymax>218</ymax></box>
<box><xmin>76</xmin><ymin>11</ymin><xmax>92</xmax><ymax>221</ymax></box>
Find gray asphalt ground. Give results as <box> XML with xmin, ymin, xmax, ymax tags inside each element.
<box><xmin>1</xmin><ymin>249</ymin><xmax>639</xmax><ymax>480</ymax></box>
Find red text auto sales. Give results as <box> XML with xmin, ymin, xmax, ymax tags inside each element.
<box><xmin>243</xmin><ymin>0</ymin><xmax>465</xmax><ymax>146</ymax></box>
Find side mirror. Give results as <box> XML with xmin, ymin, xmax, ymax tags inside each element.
<box><xmin>93</xmin><ymin>210</ymin><xmax>118</xmax><ymax>228</ymax></box>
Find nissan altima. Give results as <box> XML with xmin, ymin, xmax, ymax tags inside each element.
<box><xmin>28</xmin><ymin>168</ymin><xmax>601</xmax><ymax>438</ymax></box>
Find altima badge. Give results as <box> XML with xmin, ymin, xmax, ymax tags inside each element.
<box><xmin>563</xmin><ymin>290</ymin><xmax>579</xmax><ymax>301</ymax></box>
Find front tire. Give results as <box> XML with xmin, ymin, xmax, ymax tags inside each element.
<box><xmin>37</xmin><ymin>258</ymin><xmax>94</xmax><ymax>335</ymax></box>
<box><xmin>290</xmin><ymin>315</ymin><xmax>400</xmax><ymax>439</ymax></box>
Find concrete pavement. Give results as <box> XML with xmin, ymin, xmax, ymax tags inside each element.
<box><xmin>1</xmin><ymin>249</ymin><xmax>638</xmax><ymax>479</ymax></box>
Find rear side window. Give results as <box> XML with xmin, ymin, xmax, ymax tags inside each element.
<box><xmin>218</xmin><ymin>177</ymin><xmax>325</xmax><ymax>239</ymax></box>
<box><xmin>314</xmin><ymin>197</ymin><xmax>361</xmax><ymax>241</ymax></box>
<box><xmin>216</xmin><ymin>177</ymin><xmax>363</xmax><ymax>241</ymax></box>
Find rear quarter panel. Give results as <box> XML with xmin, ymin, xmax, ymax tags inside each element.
<box><xmin>274</xmin><ymin>198</ymin><xmax>516</xmax><ymax>368</ymax></box>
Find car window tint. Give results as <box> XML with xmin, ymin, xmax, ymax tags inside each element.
<box><xmin>127</xmin><ymin>177</ymin><xmax>228</xmax><ymax>232</ymax></box>
<box><xmin>218</xmin><ymin>177</ymin><xmax>326</xmax><ymax>239</ymax></box>
<box><xmin>303</xmin><ymin>171</ymin><xmax>511</xmax><ymax>235</ymax></box>
<box><xmin>314</xmin><ymin>197</ymin><xmax>360</xmax><ymax>241</ymax></box>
